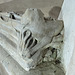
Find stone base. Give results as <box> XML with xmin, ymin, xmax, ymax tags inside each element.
<box><xmin>0</xmin><ymin>45</ymin><xmax>65</xmax><ymax>75</ymax></box>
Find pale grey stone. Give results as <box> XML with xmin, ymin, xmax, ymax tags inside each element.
<box><xmin>0</xmin><ymin>8</ymin><xmax>64</xmax><ymax>72</ymax></box>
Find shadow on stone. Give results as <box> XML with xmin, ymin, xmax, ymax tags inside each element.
<box><xmin>49</xmin><ymin>6</ymin><xmax>61</xmax><ymax>19</ymax></box>
<box><xmin>0</xmin><ymin>62</ymin><xmax>9</xmax><ymax>75</ymax></box>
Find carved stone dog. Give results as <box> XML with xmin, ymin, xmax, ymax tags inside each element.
<box><xmin>20</xmin><ymin>8</ymin><xmax>64</xmax><ymax>58</ymax></box>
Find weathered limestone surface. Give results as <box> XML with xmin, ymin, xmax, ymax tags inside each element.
<box><xmin>0</xmin><ymin>0</ymin><xmax>12</xmax><ymax>4</ymax></box>
<box><xmin>58</xmin><ymin>0</ymin><xmax>75</xmax><ymax>75</ymax></box>
<box><xmin>0</xmin><ymin>45</ymin><xmax>65</xmax><ymax>75</ymax></box>
<box><xmin>0</xmin><ymin>8</ymin><xmax>64</xmax><ymax>74</ymax></box>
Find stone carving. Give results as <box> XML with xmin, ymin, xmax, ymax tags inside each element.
<box><xmin>0</xmin><ymin>8</ymin><xmax>64</xmax><ymax>71</ymax></box>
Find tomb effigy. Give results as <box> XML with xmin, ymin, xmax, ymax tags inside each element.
<box><xmin>0</xmin><ymin>8</ymin><xmax>64</xmax><ymax>74</ymax></box>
